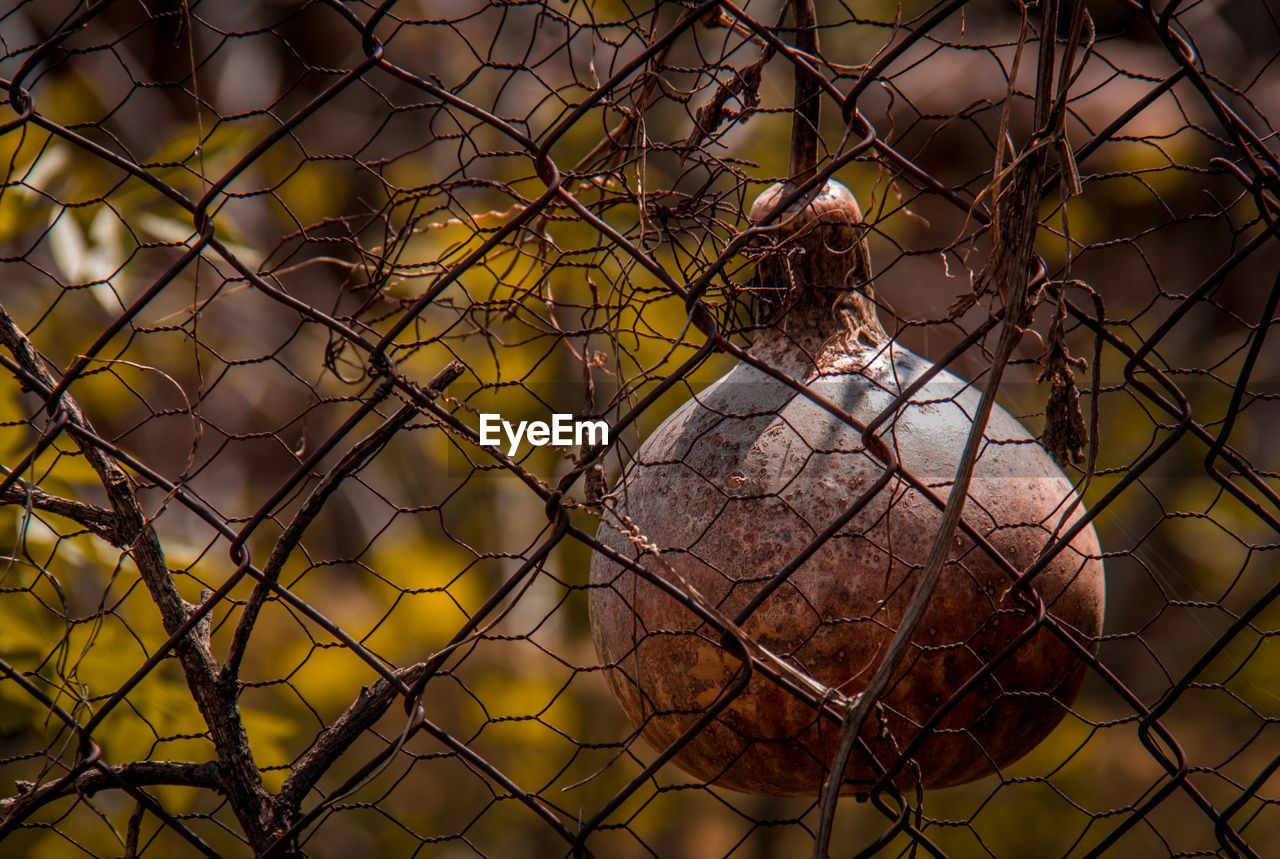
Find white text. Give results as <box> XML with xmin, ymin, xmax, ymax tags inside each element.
<box><xmin>479</xmin><ymin>413</ymin><xmax>609</xmax><ymax>456</ymax></box>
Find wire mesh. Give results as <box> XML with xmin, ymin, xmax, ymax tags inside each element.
<box><xmin>0</xmin><ymin>0</ymin><xmax>1277</xmax><ymax>856</ymax></box>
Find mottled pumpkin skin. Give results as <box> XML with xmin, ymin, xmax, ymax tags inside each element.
<box><xmin>589</xmin><ymin>344</ymin><xmax>1105</xmax><ymax>794</ymax></box>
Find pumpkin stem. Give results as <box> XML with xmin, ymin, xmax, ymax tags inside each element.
<box><xmin>748</xmin><ymin>182</ymin><xmax>887</xmax><ymax>373</ymax></box>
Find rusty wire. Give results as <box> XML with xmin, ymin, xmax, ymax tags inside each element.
<box><xmin>0</xmin><ymin>0</ymin><xmax>1278</xmax><ymax>856</ymax></box>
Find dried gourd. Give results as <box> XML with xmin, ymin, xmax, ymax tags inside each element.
<box><xmin>589</xmin><ymin>177</ymin><xmax>1105</xmax><ymax>793</ymax></box>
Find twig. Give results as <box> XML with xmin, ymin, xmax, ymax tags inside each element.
<box><xmin>276</xmin><ymin>662</ymin><xmax>430</xmax><ymax>813</ymax></box>
<box><xmin>811</xmin><ymin>0</ymin><xmax>1079</xmax><ymax>851</ymax></box>
<box><xmin>789</xmin><ymin>0</ymin><xmax>821</xmax><ymax>183</ymax></box>
<box><xmin>811</xmin><ymin>271</ymin><xmax>1030</xmax><ymax>857</ymax></box>
<box><xmin>221</xmin><ymin>361</ymin><xmax>464</xmax><ymax>684</ymax></box>
<box><xmin>0</xmin><ymin>479</ymin><xmax>120</xmax><ymax>545</ymax></box>
<box><xmin>0</xmin><ymin>761</ymin><xmax>223</xmax><ymax>815</ymax></box>
<box><xmin>123</xmin><ymin>800</ymin><xmax>144</xmax><ymax>859</ymax></box>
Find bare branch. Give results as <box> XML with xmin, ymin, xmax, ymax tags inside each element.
<box><xmin>221</xmin><ymin>361</ymin><xmax>465</xmax><ymax>684</ymax></box>
<box><xmin>123</xmin><ymin>801</ymin><xmax>144</xmax><ymax>859</ymax></box>
<box><xmin>0</xmin><ymin>305</ymin><xmax>277</xmax><ymax>850</ymax></box>
<box><xmin>0</xmin><ymin>479</ymin><xmax>121</xmax><ymax>545</ymax></box>
<box><xmin>1</xmin><ymin>761</ymin><xmax>223</xmax><ymax>815</ymax></box>
<box><xmin>277</xmin><ymin>662</ymin><xmax>429</xmax><ymax>813</ymax></box>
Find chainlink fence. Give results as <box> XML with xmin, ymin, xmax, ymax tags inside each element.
<box><xmin>0</xmin><ymin>0</ymin><xmax>1277</xmax><ymax>856</ymax></box>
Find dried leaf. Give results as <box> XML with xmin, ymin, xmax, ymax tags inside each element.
<box><xmin>1043</xmin><ymin>368</ymin><xmax>1088</xmax><ymax>466</ymax></box>
<box><xmin>1039</xmin><ymin>303</ymin><xmax>1089</xmax><ymax>466</ymax></box>
<box><xmin>679</xmin><ymin>57</ymin><xmax>764</xmax><ymax>161</ymax></box>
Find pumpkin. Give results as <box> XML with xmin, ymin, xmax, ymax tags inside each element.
<box><xmin>588</xmin><ymin>177</ymin><xmax>1105</xmax><ymax>794</ymax></box>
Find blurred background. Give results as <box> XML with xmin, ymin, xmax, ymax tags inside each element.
<box><xmin>0</xmin><ymin>0</ymin><xmax>1277</xmax><ymax>855</ymax></box>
